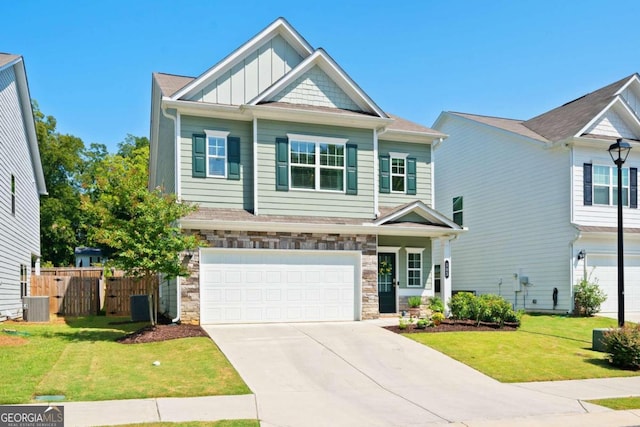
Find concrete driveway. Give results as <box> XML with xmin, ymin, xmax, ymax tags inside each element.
<box><xmin>204</xmin><ymin>321</ymin><xmax>592</xmax><ymax>427</ymax></box>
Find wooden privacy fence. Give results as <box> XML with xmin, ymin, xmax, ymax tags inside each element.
<box><xmin>39</xmin><ymin>267</ymin><xmax>105</xmax><ymax>279</ymax></box>
<box><xmin>30</xmin><ymin>275</ymin><xmax>100</xmax><ymax>316</ymax></box>
<box><xmin>105</xmin><ymin>276</ymin><xmax>158</xmax><ymax>317</ymax></box>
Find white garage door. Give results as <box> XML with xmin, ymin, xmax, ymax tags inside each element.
<box><xmin>200</xmin><ymin>249</ymin><xmax>360</xmax><ymax>324</ymax></box>
<box><xmin>588</xmin><ymin>254</ymin><xmax>640</xmax><ymax>312</ymax></box>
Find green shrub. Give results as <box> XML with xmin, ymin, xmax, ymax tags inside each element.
<box><xmin>398</xmin><ymin>317</ymin><xmax>409</xmax><ymax>330</ymax></box>
<box><xmin>431</xmin><ymin>312</ymin><xmax>445</xmax><ymax>325</ymax></box>
<box><xmin>448</xmin><ymin>292</ymin><xmax>520</xmax><ymax>327</ymax></box>
<box><xmin>604</xmin><ymin>325</ymin><xmax>640</xmax><ymax>370</ymax></box>
<box><xmin>407</xmin><ymin>296</ymin><xmax>422</xmax><ymax>308</ymax></box>
<box><xmin>427</xmin><ymin>296</ymin><xmax>445</xmax><ymax>313</ymax></box>
<box><xmin>574</xmin><ymin>278</ymin><xmax>607</xmax><ymax>316</ymax></box>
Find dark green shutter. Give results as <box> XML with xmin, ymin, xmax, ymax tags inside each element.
<box><xmin>192</xmin><ymin>134</ymin><xmax>206</xmax><ymax>178</ymax></box>
<box><xmin>379</xmin><ymin>155</ymin><xmax>390</xmax><ymax>193</ymax></box>
<box><xmin>276</xmin><ymin>137</ymin><xmax>289</xmax><ymax>191</ymax></box>
<box><xmin>227</xmin><ymin>137</ymin><xmax>240</xmax><ymax>180</ymax></box>
<box><xmin>631</xmin><ymin>167</ymin><xmax>638</xmax><ymax>209</ymax></box>
<box><xmin>346</xmin><ymin>143</ymin><xmax>357</xmax><ymax>195</ymax></box>
<box><xmin>406</xmin><ymin>157</ymin><xmax>417</xmax><ymax>195</ymax></box>
<box><xmin>583</xmin><ymin>163</ymin><xmax>592</xmax><ymax>206</ymax></box>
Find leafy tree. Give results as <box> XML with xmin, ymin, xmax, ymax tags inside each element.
<box><xmin>34</xmin><ymin>102</ymin><xmax>85</xmax><ymax>265</ymax></box>
<box><xmin>82</xmin><ymin>144</ymin><xmax>198</xmax><ymax>324</ymax></box>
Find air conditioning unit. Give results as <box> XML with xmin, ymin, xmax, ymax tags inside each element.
<box><xmin>130</xmin><ymin>295</ymin><xmax>151</xmax><ymax>322</ymax></box>
<box><xmin>23</xmin><ymin>296</ymin><xmax>50</xmax><ymax>322</ymax></box>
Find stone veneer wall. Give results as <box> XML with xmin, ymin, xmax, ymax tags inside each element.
<box><xmin>180</xmin><ymin>229</ymin><xmax>378</xmax><ymax>324</ymax></box>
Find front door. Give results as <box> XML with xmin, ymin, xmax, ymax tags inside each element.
<box><xmin>378</xmin><ymin>253</ymin><xmax>396</xmax><ymax>313</ymax></box>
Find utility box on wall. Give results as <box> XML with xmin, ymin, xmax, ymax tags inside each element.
<box><xmin>23</xmin><ymin>296</ymin><xmax>50</xmax><ymax>322</ymax></box>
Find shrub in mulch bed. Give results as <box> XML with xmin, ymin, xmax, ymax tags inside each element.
<box><xmin>384</xmin><ymin>319</ymin><xmax>519</xmax><ymax>334</ymax></box>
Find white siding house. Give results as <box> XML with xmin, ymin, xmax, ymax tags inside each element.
<box><xmin>0</xmin><ymin>54</ymin><xmax>47</xmax><ymax>319</ymax></box>
<box><xmin>433</xmin><ymin>74</ymin><xmax>640</xmax><ymax>315</ymax></box>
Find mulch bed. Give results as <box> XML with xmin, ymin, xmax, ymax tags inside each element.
<box><xmin>116</xmin><ymin>323</ymin><xmax>207</xmax><ymax>344</ymax></box>
<box><xmin>384</xmin><ymin>319</ymin><xmax>519</xmax><ymax>334</ymax></box>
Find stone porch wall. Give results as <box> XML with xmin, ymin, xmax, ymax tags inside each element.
<box><xmin>180</xmin><ymin>229</ymin><xmax>378</xmax><ymax>324</ymax></box>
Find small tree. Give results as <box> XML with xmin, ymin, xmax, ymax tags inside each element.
<box><xmin>574</xmin><ymin>277</ymin><xmax>607</xmax><ymax>316</ymax></box>
<box><xmin>82</xmin><ymin>146</ymin><xmax>198</xmax><ymax>324</ymax></box>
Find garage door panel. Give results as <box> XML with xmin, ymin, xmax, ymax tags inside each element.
<box><xmin>200</xmin><ymin>250</ymin><xmax>359</xmax><ymax>324</ymax></box>
<box><xmin>587</xmin><ymin>254</ymin><xmax>640</xmax><ymax>312</ymax></box>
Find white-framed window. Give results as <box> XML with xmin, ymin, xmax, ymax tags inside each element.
<box><xmin>205</xmin><ymin>130</ymin><xmax>230</xmax><ymax>178</ymax></box>
<box><xmin>20</xmin><ymin>264</ymin><xmax>27</xmax><ymax>297</ymax></box>
<box><xmin>593</xmin><ymin>165</ymin><xmax>629</xmax><ymax>206</ymax></box>
<box><xmin>10</xmin><ymin>174</ymin><xmax>15</xmax><ymax>215</ymax></box>
<box><xmin>433</xmin><ymin>265</ymin><xmax>441</xmax><ymax>293</ymax></box>
<box><xmin>390</xmin><ymin>152</ymin><xmax>408</xmax><ymax>193</ymax></box>
<box><xmin>453</xmin><ymin>196</ymin><xmax>463</xmax><ymax>226</ymax></box>
<box><xmin>406</xmin><ymin>248</ymin><xmax>423</xmax><ymax>287</ymax></box>
<box><xmin>287</xmin><ymin>133</ymin><xmax>347</xmax><ymax>192</ymax></box>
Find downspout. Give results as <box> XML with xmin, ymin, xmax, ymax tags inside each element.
<box><xmin>161</xmin><ymin>106</ymin><xmax>181</xmax><ymax>323</ymax></box>
<box><xmin>161</xmin><ymin>106</ymin><xmax>180</xmax><ymax>200</ymax></box>
<box><xmin>253</xmin><ymin>117</ymin><xmax>259</xmax><ymax>215</ymax></box>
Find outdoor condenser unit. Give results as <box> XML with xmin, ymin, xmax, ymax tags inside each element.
<box><xmin>23</xmin><ymin>296</ymin><xmax>50</xmax><ymax>322</ymax></box>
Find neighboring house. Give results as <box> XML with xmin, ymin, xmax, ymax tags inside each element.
<box><xmin>150</xmin><ymin>18</ymin><xmax>463</xmax><ymax>324</ymax></box>
<box><xmin>0</xmin><ymin>53</ymin><xmax>47</xmax><ymax>319</ymax></box>
<box><xmin>74</xmin><ymin>247</ymin><xmax>104</xmax><ymax>267</ymax></box>
<box><xmin>433</xmin><ymin>74</ymin><xmax>640</xmax><ymax>314</ymax></box>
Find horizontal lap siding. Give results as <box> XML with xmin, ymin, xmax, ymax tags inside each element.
<box><xmin>378</xmin><ymin>139</ymin><xmax>432</xmax><ymax>207</ymax></box>
<box><xmin>180</xmin><ymin>115</ymin><xmax>253</xmax><ymax>210</ymax></box>
<box><xmin>257</xmin><ymin>119</ymin><xmax>375</xmax><ymax>218</ymax></box>
<box><xmin>0</xmin><ymin>64</ymin><xmax>40</xmax><ymax>315</ymax></box>
<box><xmin>573</xmin><ymin>147</ymin><xmax>640</xmax><ymax>228</ymax></box>
<box><xmin>434</xmin><ymin>115</ymin><xmax>574</xmax><ymax>311</ymax></box>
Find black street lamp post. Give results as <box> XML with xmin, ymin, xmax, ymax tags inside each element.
<box><xmin>608</xmin><ymin>138</ymin><xmax>632</xmax><ymax>328</ymax></box>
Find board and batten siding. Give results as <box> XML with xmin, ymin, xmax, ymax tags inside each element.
<box><xmin>434</xmin><ymin>114</ymin><xmax>575</xmax><ymax>311</ymax></box>
<box><xmin>189</xmin><ymin>34</ymin><xmax>303</xmax><ymax>106</ymax></box>
<box><xmin>573</xmin><ymin>146</ymin><xmax>640</xmax><ymax>228</ymax></box>
<box><xmin>180</xmin><ymin>115</ymin><xmax>253</xmax><ymax>210</ymax></box>
<box><xmin>378</xmin><ymin>139</ymin><xmax>432</xmax><ymax>207</ymax></box>
<box><xmin>152</xmin><ymin>107</ymin><xmax>176</xmax><ymax>193</ymax></box>
<box><xmin>0</xmin><ymin>64</ymin><xmax>40</xmax><ymax>316</ymax></box>
<box><xmin>256</xmin><ymin>119</ymin><xmax>375</xmax><ymax>218</ymax></box>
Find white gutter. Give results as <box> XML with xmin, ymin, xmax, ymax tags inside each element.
<box><xmin>253</xmin><ymin>117</ymin><xmax>259</xmax><ymax>215</ymax></box>
<box><xmin>161</xmin><ymin>106</ymin><xmax>180</xmax><ymax>199</ymax></box>
<box><xmin>373</xmin><ymin>128</ymin><xmax>380</xmax><ymax>217</ymax></box>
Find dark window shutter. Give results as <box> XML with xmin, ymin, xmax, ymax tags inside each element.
<box><xmin>192</xmin><ymin>134</ymin><xmax>206</xmax><ymax>178</ymax></box>
<box><xmin>346</xmin><ymin>143</ymin><xmax>357</xmax><ymax>195</ymax></box>
<box><xmin>583</xmin><ymin>163</ymin><xmax>592</xmax><ymax>206</ymax></box>
<box><xmin>406</xmin><ymin>157</ymin><xmax>417</xmax><ymax>195</ymax></box>
<box><xmin>227</xmin><ymin>137</ymin><xmax>241</xmax><ymax>180</ymax></box>
<box><xmin>379</xmin><ymin>155</ymin><xmax>390</xmax><ymax>193</ymax></box>
<box><xmin>276</xmin><ymin>137</ymin><xmax>289</xmax><ymax>191</ymax></box>
<box><xmin>631</xmin><ymin>167</ymin><xmax>638</xmax><ymax>209</ymax></box>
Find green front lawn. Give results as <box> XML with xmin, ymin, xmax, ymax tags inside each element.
<box><xmin>587</xmin><ymin>397</ymin><xmax>640</xmax><ymax>410</ymax></box>
<box><xmin>0</xmin><ymin>317</ymin><xmax>250</xmax><ymax>404</ymax></box>
<box><xmin>407</xmin><ymin>314</ymin><xmax>640</xmax><ymax>382</ymax></box>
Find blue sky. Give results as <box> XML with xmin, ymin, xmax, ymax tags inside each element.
<box><xmin>5</xmin><ymin>0</ymin><xmax>640</xmax><ymax>152</ymax></box>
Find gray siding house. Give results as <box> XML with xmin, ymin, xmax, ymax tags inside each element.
<box><xmin>150</xmin><ymin>18</ymin><xmax>463</xmax><ymax>324</ymax></box>
<box><xmin>0</xmin><ymin>53</ymin><xmax>47</xmax><ymax>320</ymax></box>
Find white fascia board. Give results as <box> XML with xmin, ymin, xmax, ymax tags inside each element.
<box><xmin>576</xmin><ymin>96</ymin><xmax>640</xmax><ymax>138</ymax></box>
<box><xmin>374</xmin><ymin>201</ymin><xmax>462</xmax><ymax>230</ymax></box>
<box><xmin>172</xmin><ymin>18</ymin><xmax>313</xmax><ymax>101</ymax></box>
<box><xmin>242</xmin><ymin>103</ymin><xmax>393</xmax><ymax>129</ymax></box>
<box><xmin>249</xmin><ymin>49</ymin><xmax>388</xmax><ymax>118</ymax></box>
<box><xmin>179</xmin><ymin>218</ymin><xmax>465</xmax><ymax>238</ymax></box>
<box><xmin>379</xmin><ymin>129</ymin><xmax>443</xmax><ymax>144</ymax></box>
<box><xmin>13</xmin><ymin>58</ymin><xmax>47</xmax><ymax>195</ymax></box>
<box><xmin>614</xmin><ymin>97</ymin><xmax>640</xmax><ymax>134</ymax></box>
<box><xmin>614</xmin><ymin>74</ymin><xmax>640</xmax><ymax>95</ymax></box>
<box><xmin>162</xmin><ymin>99</ymin><xmax>252</xmax><ymax>121</ymax></box>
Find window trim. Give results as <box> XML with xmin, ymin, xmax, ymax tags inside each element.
<box><xmin>593</xmin><ymin>164</ymin><xmax>630</xmax><ymax>207</ymax></box>
<box><xmin>406</xmin><ymin>248</ymin><xmax>423</xmax><ymax>288</ymax></box>
<box><xmin>204</xmin><ymin>130</ymin><xmax>230</xmax><ymax>178</ymax></box>
<box><xmin>433</xmin><ymin>264</ymin><xmax>441</xmax><ymax>293</ymax></box>
<box><xmin>453</xmin><ymin>196</ymin><xmax>463</xmax><ymax>226</ymax></box>
<box><xmin>20</xmin><ymin>264</ymin><xmax>27</xmax><ymax>298</ymax></box>
<box><xmin>286</xmin><ymin>133</ymin><xmax>348</xmax><ymax>193</ymax></box>
<box><xmin>10</xmin><ymin>174</ymin><xmax>15</xmax><ymax>215</ymax></box>
<box><xmin>389</xmin><ymin>152</ymin><xmax>408</xmax><ymax>194</ymax></box>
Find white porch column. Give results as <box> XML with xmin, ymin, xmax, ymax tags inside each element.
<box><xmin>442</xmin><ymin>237</ymin><xmax>452</xmax><ymax>316</ymax></box>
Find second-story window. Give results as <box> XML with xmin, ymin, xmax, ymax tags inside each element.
<box><xmin>10</xmin><ymin>174</ymin><xmax>16</xmax><ymax>215</ymax></box>
<box><xmin>205</xmin><ymin>130</ymin><xmax>230</xmax><ymax>178</ymax></box>
<box><xmin>391</xmin><ymin>157</ymin><xmax>405</xmax><ymax>192</ymax></box>
<box><xmin>593</xmin><ymin>165</ymin><xmax>629</xmax><ymax>206</ymax></box>
<box><xmin>453</xmin><ymin>196</ymin><xmax>463</xmax><ymax>226</ymax></box>
<box><xmin>288</xmin><ymin>134</ymin><xmax>347</xmax><ymax>192</ymax></box>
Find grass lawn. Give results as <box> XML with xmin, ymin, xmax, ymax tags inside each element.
<box><xmin>406</xmin><ymin>314</ymin><xmax>640</xmax><ymax>382</ymax></box>
<box><xmin>100</xmin><ymin>421</ymin><xmax>259</xmax><ymax>427</ymax></box>
<box><xmin>0</xmin><ymin>316</ymin><xmax>250</xmax><ymax>404</ymax></box>
<box><xmin>587</xmin><ymin>397</ymin><xmax>640</xmax><ymax>410</ymax></box>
